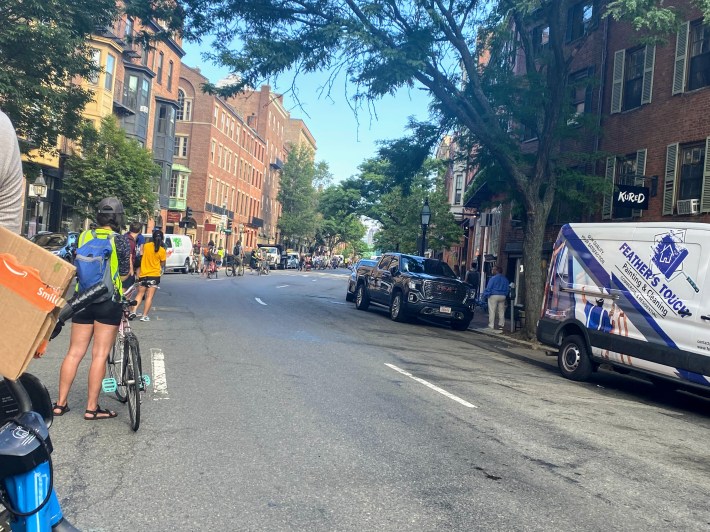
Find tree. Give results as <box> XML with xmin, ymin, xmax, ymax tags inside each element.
<box><xmin>277</xmin><ymin>144</ymin><xmax>329</xmax><ymax>248</ymax></box>
<box><xmin>0</xmin><ymin>0</ymin><xmax>117</xmax><ymax>154</ymax></box>
<box><xmin>317</xmin><ymin>185</ymin><xmax>366</xmax><ymax>253</ymax></box>
<box><xmin>63</xmin><ymin>116</ymin><xmax>159</xmax><ymax>219</ymax></box>
<box><xmin>172</xmin><ymin>0</ymin><xmax>679</xmax><ymax>336</ymax></box>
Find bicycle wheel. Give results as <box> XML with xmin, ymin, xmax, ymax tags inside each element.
<box><xmin>238</xmin><ymin>261</ymin><xmax>244</xmax><ymax>276</ymax></box>
<box><xmin>123</xmin><ymin>333</ymin><xmax>141</xmax><ymax>431</ymax></box>
<box><xmin>225</xmin><ymin>261</ymin><xmax>234</xmax><ymax>277</ymax></box>
<box><xmin>107</xmin><ymin>333</ymin><xmax>127</xmax><ymax>402</ymax></box>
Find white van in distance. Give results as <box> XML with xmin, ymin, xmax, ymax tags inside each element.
<box><xmin>537</xmin><ymin>222</ymin><xmax>710</xmax><ymax>393</ymax></box>
<box><xmin>141</xmin><ymin>233</ymin><xmax>193</xmax><ymax>274</ymax></box>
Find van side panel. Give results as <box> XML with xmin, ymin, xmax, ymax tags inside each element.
<box><xmin>539</xmin><ymin>223</ymin><xmax>710</xmax><ymax>389</ymax></box>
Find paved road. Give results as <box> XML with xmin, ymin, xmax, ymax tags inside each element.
<box><xmin>24</xmin><ymin>268</ymin><xmax>710</xmax><ymax>531</ymax></box>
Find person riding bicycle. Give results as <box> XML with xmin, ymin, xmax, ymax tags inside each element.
<box><xmin>250</xmin><ymin>248</ymin><xmax>259</xmax><ymax>270</ymax></box>
<box><xmin>233</xmin><ymin>240</ymin><xmax>243</xmax><ymax>265</ymax></box>
<box><xmin>202</xmin><ymin>240</ymin><xmax>216</xmax><ymax>276</ymax></box>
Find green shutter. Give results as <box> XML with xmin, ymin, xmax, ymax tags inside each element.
<box><xmin>602</xmin><ymin>157</ymin><xmax>615</xmax><ymax>220</ymax></box>
<box><xmin>701</xmin><ymin>137</ymin><xmax>710</xmax><ymax>213</ymax></box>
<box><xmin>632</xmin><ymin>149</ymin><xmax>647</xmax><ymax>217</ymax></box>
<box><xmin>673</xmin><ymin>22</ymin><xmax>689</xmax><ymax>95</ymax></box>
<box><xmin>641</xmin><ymin>45</ymin><xmax>655</xmax><ymax>104</ymax></box>
<box><xmin>663</xmin><ymin>143</ymin><xmax>679</xmax><ymax>215</ymax></box>
<box><xmin>611</xmin><ymin>50</ymin><xmax>625</xmax><ymax>114</ymax></box>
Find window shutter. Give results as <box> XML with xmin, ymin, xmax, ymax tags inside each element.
<box><xmin>641</xmin><ymin>45</ymin><xmax>655</xmax><ymax>104</ymax></box>
<box><xmin>632</xmin><ymin>149</ymin><xmax>647</xmax><ymax>217</ymax></box>
<box><xmin>611</xmin><ymin>50</ymin><xmax>625</xmax><ymax>114</ymax></box>
<box><xmin>701</xmin><ymin>137</ymin><xmax>710</xmax><ymax>213</ymax></box>
<box><xmin>602</xmin><ymin>157</ymin><xmax>615</xmax><ymax>220</ymax></box>
<box><xmin>663</xmin><ymin>143</ymin><xmax>679</xmax><ymax>215</ymax></box>
<box><xmin>673</xmin><ymin>22</ymin><xmax>689</xmax><ymax>95</ymax></box>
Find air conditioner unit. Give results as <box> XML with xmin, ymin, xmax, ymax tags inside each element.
<box><xmin>677</xmin><ymin>198</ymin><xmax>700</xmax><ymax>215</ymax></box>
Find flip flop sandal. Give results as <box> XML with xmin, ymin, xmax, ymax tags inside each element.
<box><xmin>52</xmin><ymin>403</ymin><xmax>70</xmax><ymax>416</ymax></box>
<box><xmin>84</xmin><ymin>406</ymin><xmax>117</xmax><ymax>420</ymax></box>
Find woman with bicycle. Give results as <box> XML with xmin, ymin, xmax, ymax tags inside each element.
<box><xmin>202</xmin><ymin>240</ymin><xmax>216</xmax><ymax>277</ymax></box>
<box><xmin>129</xmin><ymin>228</ymin><xmax>166</xmax><ymax>322</ymax></box>
<box><xmin>53</xmin><ymin>198</ymin><xmax>131</xmax><ymax>421</ymax></box>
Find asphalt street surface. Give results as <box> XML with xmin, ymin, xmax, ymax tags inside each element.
<box><xmin>24</xmin><ymin>267</ymin><xmax>710</xmax><ymax>531</ymax></box>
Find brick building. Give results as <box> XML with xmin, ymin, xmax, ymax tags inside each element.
<box><xmin>226</xmin><ymin>86</ymin><xmax>289</xmax><ymax>246</ymax></box>
<box><xmin>176</xmin><ymin>65</ymin><xmax>266</xmax><ymax>250</ymax></box>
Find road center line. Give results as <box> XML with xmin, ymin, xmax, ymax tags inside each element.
<box><xmin>385</xmin><ymin>363</ymin><xmax>477</xmax><ymax>408</ymax></box>
<box><xmin>277</xmin><ymin>285</ymin><xmax>289</xmax><ymax>288</ymax></box>
<box><xmin>255</xmin><ymin>297</ymin><xmax>267</xmax><ymax>305</ymax></box>
<box><xmin>151</xmin><ymin>348</ymin><xmax>169</xmax><ymax>400</ymax></box>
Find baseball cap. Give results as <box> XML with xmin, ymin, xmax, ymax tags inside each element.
<box><xmin>152</xmin><ymin>228</ymin><xmax>164</xmax><ymax>239</ymax></box>
<box><xmin>595</xmin><ymin>298</ymin><xmax>604</xmax><ymax>305</ymax></box>
<box><xmin>97</xmin><ymin>197</ymin><xmax>124</xmax><ymax>214</ymax></box>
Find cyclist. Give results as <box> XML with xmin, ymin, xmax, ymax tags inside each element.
<box><xmin>53</xmin><ymin>197</ymin><xmax>131</xmax><ymax>420</ymax></box>
<box><xmin>130</xmin><ymin>228</ymin><xmax>167</xmax><ymax>322</ymax></box>
<box><xmin>249</xmin><ymin>247</ymin><xmax>259</xmax><ymax>272</ymax></box>
<box><xmin>192</xmin><ymin>239</ymin><xmax>202</xmax><ymax>272</ymax></box>
<box><xmin>216</xmin><ymin>245</ymin><xmax>225</xmax><ymax>268</ymax></box>
<box><xmin>202</xmin><ymin>240</ymin><xmax>216</xmax><ymax>277</ymax></box>
<box><xmin>0</xmin><ymin>109</ymin><xmax>24</xmax><ymax>234</ymax></box>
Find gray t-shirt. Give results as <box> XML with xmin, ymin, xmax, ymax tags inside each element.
<box><xmin>0</xmin><ymin>110</ymin><xmax>24</xmax><ymax>234</ymax></box>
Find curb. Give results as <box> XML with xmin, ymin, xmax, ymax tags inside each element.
<box><xmin>467</xmin><ymin>326</ymin><xmax>549</xmax><ymax>352</ymax></box>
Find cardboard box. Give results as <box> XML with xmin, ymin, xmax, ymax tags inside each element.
<box><xmin>0</xmin><ymin>226</ymin><xmax>75</xmax><ymax>380</ymax></box>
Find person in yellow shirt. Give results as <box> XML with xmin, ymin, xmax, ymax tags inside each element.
<box><xmin>130</xmin><ymin>228</ymin><xmax>167</xmax><ymax>322</ymax></box>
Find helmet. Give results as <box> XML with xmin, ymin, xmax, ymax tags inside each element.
<box><xmin>97</xmin><ymin>197</ymin><xmax>124</xmax><ymax>215</ymax></box>
<box><xmin>595</xmin><ymin>298</ymin><xmax>605</xmax><ymax>306</ymax></box>
<box><xmin>152</xmin><ymin>228</ymin><xmax>164</xmax><ymax>240</ymax></box>
<box><xmin>208</xmin><ymin>240</ymin><xmax>214</xmax><ymax>247</ymax></box>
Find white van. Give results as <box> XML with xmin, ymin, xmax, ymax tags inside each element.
<box><xmin>141</xmin><ymin>233</ymin><xmax>193</xmax><ymax>274</ymax></box>
<box><xmin>537</xmin><ymin>222</ymin><xmax>710</xmax><ymax>393</ymax></box>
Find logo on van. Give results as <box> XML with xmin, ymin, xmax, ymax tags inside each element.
<box><xmin>651</xmin><ymin>230</ymin><xmax>688</xmax><ymax>280</ymax></box>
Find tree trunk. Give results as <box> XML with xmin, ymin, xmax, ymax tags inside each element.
<box><xmin>522</xmin><ymin>202</ymin><xmax>550</xmax><ymax>339</ymax></box>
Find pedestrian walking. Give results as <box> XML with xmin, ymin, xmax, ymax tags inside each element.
<box><xmin>0</xmin><ymin>110</ymin><xmax>25</xmax><ymax>235</ymax></box>
<box><xmin>465</xmin><ymin>262</ymin><xmax>481</xmax><ymax>300</ymax></box>
<box><xmin>130</xmin><ymin>228</ymin><xmax>166</xmax><ymax>322</ymax></box>
<box><xmin>53</xmin><ymin>197</ymin><xmax>131</xmax><ymax>420</ymax></box>
<box><xmin>483</xmin><ymin>265</ymin><xmax>510</xmax><ymax>330</ymax></box>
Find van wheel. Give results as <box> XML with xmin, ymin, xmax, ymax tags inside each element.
<box><xmin>558</xmin><ymin>335</ymin><xmax>593</xmax><ymax>381</ymax></box>
<box><xmin>355</xmin><ymin>284</ymin><xmax>370</xmax><ymax>311</ymax></box>
<box><xmin>182</xmin><ymin>259</ymin><xmax>190</xmax><ymax>274</ymax></box>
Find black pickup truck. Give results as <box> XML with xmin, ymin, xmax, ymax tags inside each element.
<box><xmin>352</xmin><ymin>252</ymin><xmax>475</xmax><ymax>330</ymax></box>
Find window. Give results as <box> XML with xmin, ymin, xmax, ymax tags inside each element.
<box><xmin>104</xmin><ymin>54</ymin><xmax>115</xmax><ymax>91</ymax></box>
<box><xmin>157</xmin><ymin>105</ymin><xmax>168</xmax><ymax>134</ymax></box>
<box><xmin>125</xmin><ymin>18</ymin><xmax>134</xmax><ymax>39</ymax></box>
<box><xmin>167</xmin><ymin>61</ymin><xmax>173</xmax><ymax>90</ymax></box>
<box><xmin>221</xmin><ymin>112</ymin><xmax>226</xmax><ymax>132</ymax></box>
<box><xmin>533</xmin><ymin>25</ymin><xmax>550</xmax><ymax>55</ymax></box>
<box><xmin>603</xmin><ymin>149</ymin><xmax>647</xmax><ymax>220</ymax></box>
<box><xmin>688</xmin><ymin>20</ymin><xmax>710</xmax><ymax>90</ymax></box>
<box><xmin>157</xmin><ymin>52</ymin><xmax>164</xmax><ymax>84</ymax></box>
<box><xmin>124</xmin><ymin>74</ymin><xmax>139</xmax><ymax>110</ymax></box>
<box><xmin>566</xmin><ymin>1</ymin><xmax>594</xmax><ymax>42</ymax></box>
<box><xmin>211</xmin><ymin>140</ymin><xmax>216</xmax><ymax>162</ymax></box>
<box><xmin>176</xmin><ymin>89</ymin><xmax>185</xmax><ymax>120</ymax></box>
<box><xmin>569</xmin><ymin>68</ymin><xmax>593</xmax><ymax>120</ymax></box>
<box><xmin>454</xmin><ymin>174</ymin><xmax>463</xmax><ymax>205</ymax></box>
<box><xmin>141</xmin><ymin>45</ymin><xmax>149</xmax><ymax>67</ymax></box>
<box><xmin>623</xmin><ymin>47</ymin><xmax>644</xmax><ymax>111</ymax></box>
<box><xmin>611</xmin><ymin>45</ymin><xmax>655</xmax><ymax>113</ymax></box>
<box><xmin>174</xmin><ymin>136</ymin><xmax>188</xmax><ymax>158</ymax></box>
<box><xmin>214</xmin><ymin>106</ymin><xmax>218</xmax><ymax>125</ymax></box>
<box><xmin>678</xmin><ymin>144</ymin><xmax>704</xmax><ymax>200</ymax></box>
<box><xmin>218</xmin><ymin>144</ymin><xmax>223</xmax><ymax>168</ymax></box>
<box><xmin>88</xmin><ymin>48</ymin><xmax>100</xmax><ymax>84</ymax></box>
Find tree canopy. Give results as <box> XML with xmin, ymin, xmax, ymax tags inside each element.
<box><xmin>0</xmin><ymin>0</ymin><xmax>117</xmax><ymax>154</ymax></box>
<box><xmin>63</xmin><ymin>116</ymin><xmax>159</xmax><ymax>219</ymax></box>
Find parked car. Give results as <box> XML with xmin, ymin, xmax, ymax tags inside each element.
<box><xmin>346</xmin><ymin>258</ymin><xmax>378</xmax><ymax>301</ymax></box>
<box><xmin>286</xmin><ymin>252</ymin><xmax>300</xmax><ymax>269</ymax></box>
<box><xmin>142</xmin><ymin>233</ymin><xmax>193</xmax><ymax>273</ymax></box>
<box><xmin>30</xmin><ymin>231</ymin><xmax>78</xmax><ymax>263</ymax></box>
<box><xmin>352</xmin><ymin>253</ymin><xmax>475</xmax><ymax>330</ymax></box>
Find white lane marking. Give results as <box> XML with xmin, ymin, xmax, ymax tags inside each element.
<box><xmin>277</xmin><ymin>285</ymin><xmax>289</xmax><ymax>288</ymax></box>
<box><xmin>312</xmin><ymin>279</ymin><xmax>317</xmax><ymax>282</ymax></box>
<box><xmin>331</xmin><ymin>301</ymin><xmax>347</xmax><ymax>305</ymax></box>
<box><xmin>255</xmin><ymin>297</ymin><xmax>267</xmax><ymax>305</ymax></box>
<box><xmin>151</xmin><ymin>348</ymin><xmax>169</xmax><ymax>400</ymax></box>
<box><xmin>385</xmin><ymin>363</ymin><xmax>477</xmax><ymax>408</ymax></box>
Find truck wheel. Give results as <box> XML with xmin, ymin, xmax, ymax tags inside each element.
<box><xmin>346</xmin><ymin>291</ymin><xmax>354</xmax><ymax>302</ymax></box>
<box><xmin>558</xmin><ymin>335</ymin><xmax>593</xmax><ymax>381</ymax></box>
<box><xmin>390</xmin><ymin>292</ymin><xmax>408</xmax><ymax>322</ymax></box>
<box><xmin>355</xmin><ymin>284</ymin><xmax>370</xmax><ymax>310</ymax></box>
<box><xmin>451</xmin><ymin>317</ymin><xmax>472</xmax><ymax>331</ymax></box>
<box><xmin>182</xmin><ymin>258</ymin><xmax>190</xmax><ymax>274</ymax></box>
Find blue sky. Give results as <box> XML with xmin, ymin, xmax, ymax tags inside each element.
<box><xmin>181</xmin><ymin>41</ymin><xmax>432</xmax><ymax>182</ymax></box>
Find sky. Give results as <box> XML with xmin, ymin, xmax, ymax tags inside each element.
<box><xmin>181</xmin><ymin>41</ymin><xmax>433</xmax><ymax>183</ymax></box>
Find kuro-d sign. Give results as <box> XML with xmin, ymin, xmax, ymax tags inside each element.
<box><xmin>614</xmin><ymin>184</ymin><xmax>649</xmax><ymax>211</ymax></box>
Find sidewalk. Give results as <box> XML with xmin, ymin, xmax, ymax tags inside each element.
<box><xmin>467</xmin><ymin>304</ymin><xmax>545</xmax><ymax>351</ymax></box>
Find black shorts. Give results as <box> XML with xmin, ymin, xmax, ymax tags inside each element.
<box><xmin>73</xmin><ymin>299</ymin><xmax>122</xmax><ymax>326</ymax></box>
<box><xmin>139</xmin><ymin>276</ymin><xmax>161</xmax><ymax>287</ymax></box>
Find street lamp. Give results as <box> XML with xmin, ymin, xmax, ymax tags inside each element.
<box><xmin>420</xmin><ymin>197</ymin><xmax>431</xmax><ymax>257</ymax></box>
<box><xmin>30</xmin><ymin>171</ymin><xmax>48</xmax><ymax>234</ymax></box>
